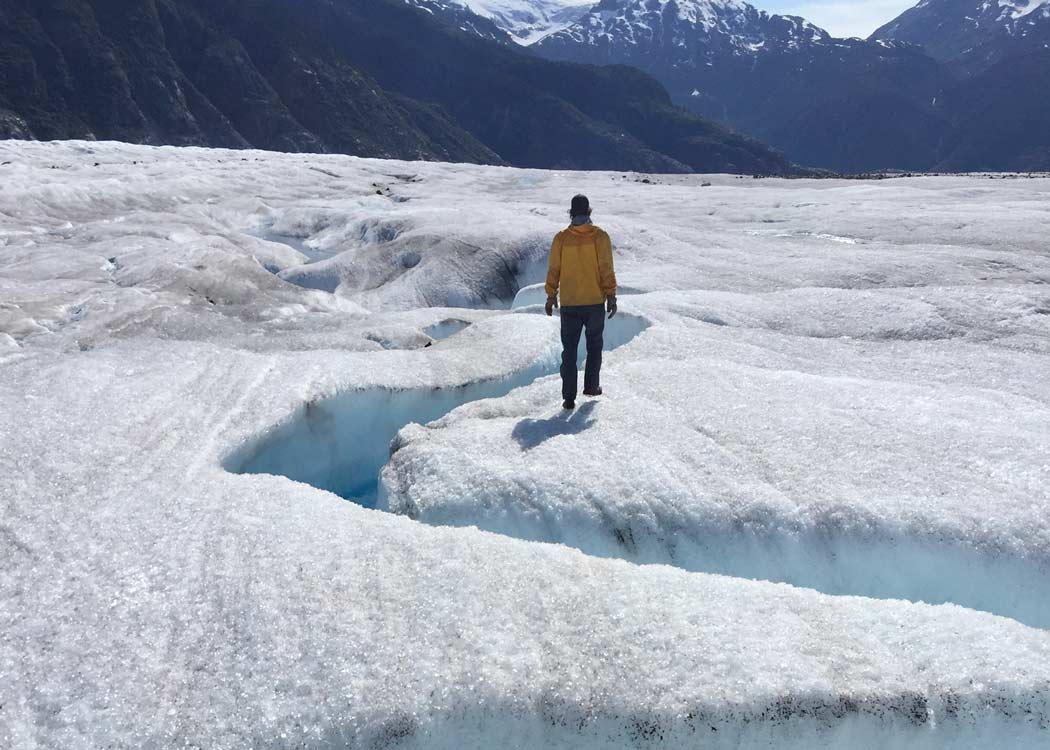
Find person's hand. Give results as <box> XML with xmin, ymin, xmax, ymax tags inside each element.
<box><xmin>545</xmin><ymin>296</ymin><xmax>558</xmax><ymax>317</ymax></box>
<box><xmin>606</xmin><ymin>295</ymin><xmax>618</xmax><ymax>319</ymax></box>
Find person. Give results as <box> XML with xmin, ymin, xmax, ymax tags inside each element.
<box><xmin>544</xmin><ymin>194</ymin><xmax>617</xmax><ymax>410</ymax></box>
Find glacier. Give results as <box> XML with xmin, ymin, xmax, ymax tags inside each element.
<box><xmin>2</xmin><ymin>141</ymin><xmax>1050</xmax><ymax>748</ymax></box>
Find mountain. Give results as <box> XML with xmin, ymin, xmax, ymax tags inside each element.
<box><xmin>872</xmin><ymin>0</ymin><xmax>1050</xmax><ymax>73</ymax></box>
<box><xmin>538</xmin><ymin>0</ymin><xmax>830</xmax><ymax>62</ymax></box>
<box><xmin>403</xmin><ymin>0</ymin><xmax>515</xmax><ymax>43</ymax></box>
<box><xmin>933</xmin><ymin>48</ymin><xmax>1050</xmax><ymax>170</ymax></box>
<box><xmin>534</xmin><ymin>0</ymin><xmax>954</xmax><ymax>171</ymax></box>
<box><xmin>429</xmin><ymin>0</ymin><xmax>595</xmax><ymax>44</ymax></box>
<box><xmin>401</xmin><ymin>0</ymin><xmax>1050</xmax><ymax>172</ymax></box>
<box><xmin>0</xmin><ymin>0</ymin><xmax>792</xmax><ymax>174</ymax></box>
<box><xmin>873</xmin><ymin>0</ymin><xmax>1050</xmax><ymax>170</ymax></box>
<box><xmin>0</xmin><ymin>0</ymin><xmax>495</xmax><ymax>161</ymax></box>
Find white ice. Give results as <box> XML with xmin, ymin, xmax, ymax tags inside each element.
<box><xmin>2</xmin><ymin>141</ymin><xmax>1050</xmax><ymax>749</ymax></box>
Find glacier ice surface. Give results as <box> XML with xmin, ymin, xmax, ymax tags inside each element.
<box><xmin>3</xmin><ymin>141</ymin><xmax>1050</xmax><ymax>749</ymax></box>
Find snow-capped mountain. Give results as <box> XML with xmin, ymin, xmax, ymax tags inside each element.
<box><xmin>403</xmin><ymin>0</ymin><xmax>515</xmax><ymax>42</ymax></box>
<box><xmin>401</xmin><ymin>0</ymin><xmax>1050</xmax><ymax>171</ymax></box>
<box><xmin>405</xmin><ymin>0</ymin><xmax>594</xmax><ymax>44</ymax></box>
<box><xmin>461</xmin><ymin>0</ymin><xmax>595</xmax><ymax>43</ymax></box>
<box><xmin>539</xmin><ymin>0</ymin><xmax>831</xmax><ymax>63</ymax></box>
<box><xmin>874</xmin><ymin>0</ymin><xmax>1050</xmax><ymax>171</ymax></box>
<box><xmin>872</xmin><ymin>0</ymin><xmax>1050</xmax><ymax>71</ymax></box>
<box><xmin>533</xmin><ymin>0</ymin><xmax>952</xmax><ymax>172</ymax></box>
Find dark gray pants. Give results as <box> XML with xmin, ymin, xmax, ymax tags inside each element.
<box><xmin>560</xmin><ymin>304</ymin><xmax>605</xmax><ymax>400</ymax></box>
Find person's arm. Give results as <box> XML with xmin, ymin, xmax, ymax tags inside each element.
<box><xmin>544</xmin><ymin>234</ymin><xmax>562</xmax><ymax>300</ymax></box>
<box><xmin>597</xmin><ymin>232</ymin><xmax>617</xmax><ymax>299</ymax></box>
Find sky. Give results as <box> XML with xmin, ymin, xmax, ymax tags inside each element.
<box><xmin>761</xmin><ymin>0</ymin><xmax>919</xmax><ymax>37</ymax></box>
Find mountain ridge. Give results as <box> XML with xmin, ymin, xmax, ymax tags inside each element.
<box><xmin>532</xmin><ymin>0</ymin><xmax>955</xmax><ymax>171</ymax></box>
<box><xmin>0</xmin><ymin>0</ymin><xmax>792</xmax><ymax>174</ymax></box>
<box><xmin>433</xmin><ymin>0</ymin><xmax>594</xmax><ymax>44</ymax></box>
<box><xmin>872</xmin><ymin>0</ymin><xmax>1050</xmax><ymax>72</ymax></box>
<box><xmin>514</xmin><ymin>0</ymin><xmax>1050</xmax><ymax>171</ymax></box>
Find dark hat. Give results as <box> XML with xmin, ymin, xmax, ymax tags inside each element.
<box><xmin>570</xmin><ymin>194</ymin><xmax>591</xmax><ymax>217</ymax></box>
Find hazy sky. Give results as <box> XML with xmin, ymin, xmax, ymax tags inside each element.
<box><xmin>761</xmin><ymin>0</ymin><xmax>919</xmax><ymax>38</ymax></box>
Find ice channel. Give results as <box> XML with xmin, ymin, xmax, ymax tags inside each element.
<box><xmin>225</xmin><ymin>311</ymin><xmax>650</xmax><ymax>507</ymax></box>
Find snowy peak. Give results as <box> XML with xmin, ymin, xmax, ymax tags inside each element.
<box><xmin>401</xmin><ymin>0</ymin><xmax>515</xmax><ymax>43</ymax></box>
<box><xmin>403</xmin><ymin>0</ymin><xmax>836</xmax><ymax>51</ymax></box>
<box><xmin>537</xmin><ymin>0</ymin><xmax>830</xmax><ymax>64</ymax></box>
<box><xmin>998</xmin><ymin>0</ymin><xmax>1050</xmax><ymax>21</ymax></box>
<box><xmin>531</xmin><ymin>0</ymin><xmax>957</xmax><ymax>173</ymax></box>
<box><xmin>403</xmin><ymin>0</ymin><xmax>594</xmax><ymax>44</ymax></box>
<box><xmin>639</xmin><ymin>0</ymin><xmax>750</xmax><ymax>31</ymax></box>
<box><xmin>873</xmin><ymin>0</ymin><xmax>1050</xmax><ymax>69</ymax></box>
<box><xmin>459</xmin><ymin>0</ymin><xmax>595</xmax><ymax>44</ymax></box>
<box><xmin>885</xmin><ymin>0</ymin><xmax>1050</xmax><ymax>32</ymax></box>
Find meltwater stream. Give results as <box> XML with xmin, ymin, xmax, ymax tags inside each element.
<box><xmin>226</xmin><ymin>311</ymin><xmax>649</xmax><ymax>507</ymax></box>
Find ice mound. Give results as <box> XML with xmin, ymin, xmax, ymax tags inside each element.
<box><xmin>0</xmin><ymin>331</ymin><xmax>19</xmax><ymax>350</ymax></box>
<box><xmin>424</xmin><ymin>317</ymin><xmax>473</xmax><ymax>340</ymax></box>
<box><xmin>278</xmin><ymin>233</ymin><xmax>545</xmax><ymax>308</ymax></box>
<box><xmin>260</xmin><ymin>205</ymin><xmax>553</xmax><ymax>310</ymax></box>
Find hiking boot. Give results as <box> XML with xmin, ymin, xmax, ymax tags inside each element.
<box><xmin>563</xmin><ymin>400</ymin><xmax>576</xmax><ymax>410</ymax></box>
<box><xmin>582</xmin><ymin>388</ymin><xmax>603</xmax><ymax>397</ymax></box>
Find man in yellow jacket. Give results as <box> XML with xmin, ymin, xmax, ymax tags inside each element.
<box><xmin>545</xmin><ymin>194</ymin><xmax>618</xmax><ymax>410</ymax></box>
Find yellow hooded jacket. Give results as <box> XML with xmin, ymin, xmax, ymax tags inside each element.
<box><xmin>544</xmin><ymin>224</ymin><xmax>617</xmax><ymax>307</ymax></box>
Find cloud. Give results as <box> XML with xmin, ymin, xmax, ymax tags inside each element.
<box><xmin>776</xmin><ymin>0</ymin><xmax>918</xmax><ymax>38</ymax></box>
